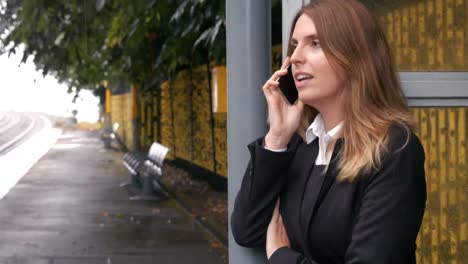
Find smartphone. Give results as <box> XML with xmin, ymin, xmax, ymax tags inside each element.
<box><xmin>278</xmin><ymin>65</ymin><xmax>298</xmax><ymax>104</ymax></box>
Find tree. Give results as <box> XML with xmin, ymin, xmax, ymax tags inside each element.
<box><xmin>0</xmin><ymin>0</ymin><xmax>226</xmax><ymax>94</ymax></box>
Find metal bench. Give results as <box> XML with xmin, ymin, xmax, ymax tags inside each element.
<box><xmin>120</xmin><ymin>142</ymin><xmax>170</xmax><ymax>201</ymax></box>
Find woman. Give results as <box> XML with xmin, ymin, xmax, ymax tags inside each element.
<box><xmin>231</xmin><ymin>0</ymin><xmax>426</xmax><ymax>263</ymax></box>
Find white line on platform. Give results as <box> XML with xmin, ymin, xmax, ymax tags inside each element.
<box><xmin>0</xmin><ymin>116</ymin><xmax>62</xmax><ymax>200</ymax></box>
<box><xmin>0</xmin><ymin>114</ymin><xmax>36</xmax><ymax>153</ymax></box>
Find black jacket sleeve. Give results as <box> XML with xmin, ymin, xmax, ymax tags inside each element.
<box><xmin>268</xmin><ymin>130</ymin><xmax>426</xmax><ymax>264</ymax></box>
<box><xmin>231</xmin><ymin>134</ymin><xmax>302</xmax><ymax>247</ymax></box>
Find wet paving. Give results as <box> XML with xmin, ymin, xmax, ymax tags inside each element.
<box><xmin>0</xmin><ymin>130</ymin><xmax>225</xmax><ymax>264</ymax></box>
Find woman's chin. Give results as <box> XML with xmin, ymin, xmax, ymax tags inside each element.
<box><xmin>298</xmin><ymin>93</ymin><xmax>318</xmax><ymax>106</ymax></box>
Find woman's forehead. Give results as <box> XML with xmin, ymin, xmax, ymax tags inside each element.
<box><xmin>292</xmin><ymin>15</ymin><xmax>317</xmax><ymax>40</ymax></box>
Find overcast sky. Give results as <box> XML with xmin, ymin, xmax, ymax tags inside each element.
<box><xmin>0</xmin><ymin>46</ymin><xmax>100</xmax><ymax>122</ymax></box>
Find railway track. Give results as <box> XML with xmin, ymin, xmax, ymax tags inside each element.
<box><xmin>0</xmin><ymin>112</ymin><xmax>47</xmax><ymax>155</ymax></box>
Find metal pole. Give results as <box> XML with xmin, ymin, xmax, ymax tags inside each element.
<box><xmin>103</xmin><ymin>88</ymin><xmax>112</xmax><ymax>149</ymax></box>
<box><xmin>131</xmin><ymin>84</ymin><xmax>140</xmax><ymax>150</ymax></box>
<box><xmin>282</xmin><ymin>0</ymin><xmax>304</xmax><ymax>58</ymax></box>
<box><xmin>169</xmin><ymin>77</ymin><xmax>177</xmax><ymax>157</ymax></box>
<box><xmin>206</xmin><ymin>61</ymin><xmax>218</xmax><ymax>176</ymax></box>
<box><xmin>188</xmin><ymin>64</ymin><xmax>194</xmax><ymax>179</ymax></box>
<box><xmin>227</xmin><ymin>0</ymin><xmax>271</xmax><ymax>263</ymax></box>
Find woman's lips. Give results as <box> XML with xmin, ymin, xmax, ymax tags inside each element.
<box><xmin>294</xmin><ymin>71</ymin><xmax>314</xmax><ymax>88</ymax></box>
<box><xmin>295</xmin><ymin>76</ymin><xmax>314</xmax><ymax>89</ymax></box>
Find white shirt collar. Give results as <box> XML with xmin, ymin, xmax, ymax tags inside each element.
<box><xmin>305</xmin><ymin>114</ymin><xmax>343</xmax><ymax>144</ymax></box>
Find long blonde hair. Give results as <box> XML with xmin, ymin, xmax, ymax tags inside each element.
<box><xmin>288</xmin><ymin>0</ymin><xmax>416</xmax><ymax>182</ymax></box>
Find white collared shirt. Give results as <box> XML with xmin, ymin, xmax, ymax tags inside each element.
<box><xmin>265</xmin><ymin>114</ymin><xmax>343</xmax><ymax>166</ymax></box>
<box><xmin>306</xmin><ymin>114</ymin><xmax>343</xmax><ymax>165</ymax></box>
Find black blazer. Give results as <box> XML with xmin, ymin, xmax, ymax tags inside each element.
<box><xmin>231</xmin><ymin>125</ymin><xmax>426</xmax><ymax>264</ymax></box>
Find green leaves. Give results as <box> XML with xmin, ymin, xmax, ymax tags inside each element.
<box><xmin>0</xmin><ymin>0</ymin><xmax>226</xmax><ymax>94</ymax></box>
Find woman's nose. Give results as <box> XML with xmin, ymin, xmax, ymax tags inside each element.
<box><xmin>290</xmin><ymin>47</ymin><xmax>304</xmax><ymax>65</ymax></box>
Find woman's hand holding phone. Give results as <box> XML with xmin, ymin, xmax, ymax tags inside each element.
<box><xmin>262</xmin><ymin>57</ymin><xmax>304</xmax><ymax>150</ymax></box>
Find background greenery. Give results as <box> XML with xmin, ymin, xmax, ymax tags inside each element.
<box><xmin>0</xmin><ymin>0</ymin><xmax>226</xmax><ymax>98</ymax></box>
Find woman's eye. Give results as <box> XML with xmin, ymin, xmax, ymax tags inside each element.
<box><xmin>289</xmin><ymin>43</ymin><xmax>297</xmax><ymax>53</ymax></box>
<box><xmin>312</xmin><ymin>40</ymin><xmax>321</xmax><ymax>48</ymax></box>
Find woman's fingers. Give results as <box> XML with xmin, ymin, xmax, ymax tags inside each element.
<box><xmin>264</xmin><ymin>57</ymin><xmax>291</xmax><ymax>95</ymax></box>
<box><xmin>280</xmin><ymin>56</ymin><xmax>290</xmax><ymax>70</ymax></box>
<box><xmin>270</xmin><ymin>56</ymin><xmax>291</xmax><ymax>81</ymax></box>
<box><xmin>267</xmin><ymin>80</ymin><xmax>280</xmax><ymax>87</ymax></box>
<box><xmin>264</xmin><ymin>68</ymin><xmax>287</xmax><ymax>92</ymax></box>
<box><xmin>263</xmin><ymin>78</ymin><xmax>281</xmax><ymax>96</ymax></box>
<box><xmin>265</xmin><ymin>80</ymin><xmax>279</xmax><ymax>91</ymax></box>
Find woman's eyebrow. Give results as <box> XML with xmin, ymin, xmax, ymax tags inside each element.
<box><xmin>291</xmin><ymin>34</ymin><xmax>319</xmax><ymax>43</ymax></box>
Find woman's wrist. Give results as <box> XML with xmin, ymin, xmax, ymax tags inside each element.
<box><xmin>265</xmin><ymin>133</ymin><xmax>290</xmax><ymax>150</ymax></box>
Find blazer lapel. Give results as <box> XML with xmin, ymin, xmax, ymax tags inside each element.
<box><xmin>297</xmin><ymin>139</ymin><xmax>320</xmax><ymax>221</ymax></box>
<box><xmin>282</xmin><ymin>139</ymin><xmax>316</xmax><ymax>256</ymax></box>
<box><xmin>302</xmin><ymin>139</ymin><xmax>343</xmax><ymax>238</ymax></box>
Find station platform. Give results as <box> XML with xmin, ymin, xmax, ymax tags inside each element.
<box><xmin>0</xmin><ymin>129</ymin><xmax>225</xmax><ymax>264</ymax></box>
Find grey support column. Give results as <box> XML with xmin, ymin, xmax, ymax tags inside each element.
<box><xmin>227</xmin><ymin>0</ymin><xmax>271</xmax><ymax>263</ymax></box>
<box><xmin>282</xmin><ymin>0</ymin><xmax>306</xmax><ymax>58</ymax></box>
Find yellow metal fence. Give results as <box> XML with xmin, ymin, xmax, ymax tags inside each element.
<box><xmin>129</xmin><ymin>64</ymin><xmax>228</xmax><ymax>178</ymax></box>
<box><xmin>412</xmin><ymin>107</ymin><xmax>467</xmax><ymax>263</ymax></box>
